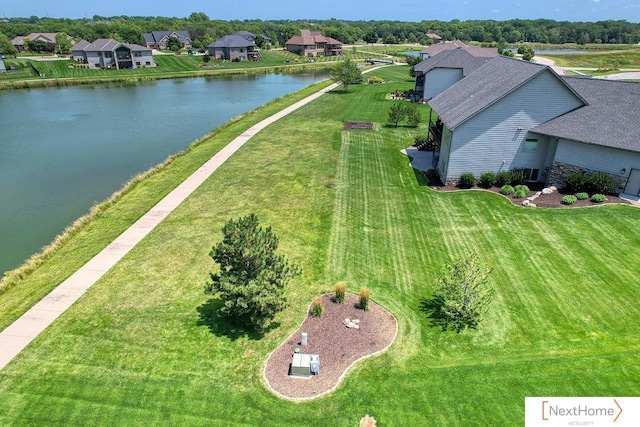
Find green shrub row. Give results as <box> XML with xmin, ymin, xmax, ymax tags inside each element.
<box><xmin>460</xmin><ymin>168</ymin><xmax>532</xmax><ymax>189</ymax></box>
<box><xmin>565</xmin><ymin>171</ymin><xmax>614</xmax><ymax>194</ymax></box>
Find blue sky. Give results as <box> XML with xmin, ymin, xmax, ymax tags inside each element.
<box><xmin>1</xmin><ymin>0</ymin><xmax>639</xmax><ymax>22</ymax></box>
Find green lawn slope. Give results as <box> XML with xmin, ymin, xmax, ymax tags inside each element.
<box><xmin>0</xmin><ymin>65</ymin><xmax>638</xmax><ymax>426</ymax></box>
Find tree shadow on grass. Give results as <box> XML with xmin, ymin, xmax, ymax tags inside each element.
<box><xmin>419</xmin><ymin>296</ymin><xmax>451</xmax><ymax>332</ymax></box>
<box><xmin>196</xmin><ymin>298</ymin><xmax>280</xmax><ymax>341</ymax></box>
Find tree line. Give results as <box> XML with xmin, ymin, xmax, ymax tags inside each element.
<box><xmin>1</xmin><ymin>14</ymin><xmax>639</xmax><ymax>54</ymax></box>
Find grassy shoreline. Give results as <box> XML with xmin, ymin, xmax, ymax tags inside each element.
<box><xmin>0</xmin><ymin>78</ymin><xmax>333</xmax><ymax>329</ymax></box>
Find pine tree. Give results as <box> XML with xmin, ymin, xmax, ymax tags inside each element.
<box><xmin>205</xmin><ymin>214</ymin><xmax>301</xmax><ymax>330</ymax></box>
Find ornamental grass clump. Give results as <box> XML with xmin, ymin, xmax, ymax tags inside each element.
<box><xmin>500</xmin><ymin>185</ymin><xmax>515</xmax><ymax>195</ymax></box>
<box><xmin>335</xmin><ymin>281</ymin><xmax>346</xmax><ymax>304</ymax></box>
<box><xmin>562</xmin><ymin>195</ymin><xmax>578</xmax><ymax>205</ymax></box>
<box><xmin>311</xmin><ymin>297</ymin><xmax>324</xmax><ymax>317</ymax></box>
<box><xmin>358</xmin><ymin>287</ymin><xmax>370</xmax><ymax>311</ymax></box>
<box><xmin>591</xmin><ymin>193</ymin><xmax>607</xmax><ymax>203</ymax></box>
<box><xmin>513</xmin><ymin>184</ymin><xmax>530</xmax><ymax>198</ymax></box>
<box><xmin>576</xmin><ymin>192</ymin><xmax>589</xmax><ymax>200</ymax></box>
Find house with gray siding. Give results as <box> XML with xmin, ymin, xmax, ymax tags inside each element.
<box><xmin>427</xmin><ymin>55</ymin><xmax>640</xmax><ymax>197</ymax></box>
<box><xmin>71</xmin><ymin>40</ymin><xmax>90</xmax><ymax>61</ymax></box>
<box><xmin>419</xmin><ymin>40</ymin><xmax>496</xmax><ymax>60</ymax></box>
<box><xmin>73</xmin><ymin>39</ymin><xmax>154</xmax><ymax>69</ymax></box>
<box><xmin>414</xmin><ymin>47</ymin><xmax>494</xmax><ymax>101</ymax></box>
<box><xmin>207</xmin><ymin>35</ymin><xmax>259</xmax><ymax>61</ymax></box>
<box><xmin>142</xmin><ymin>31</ymin><xmax>192</xmax><ymax>50</ymax></box>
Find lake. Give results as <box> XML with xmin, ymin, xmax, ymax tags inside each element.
<box><xmin>0</xmin><ymin>71</ymin><xmax>328</xmax><ymax>275</ymax></box>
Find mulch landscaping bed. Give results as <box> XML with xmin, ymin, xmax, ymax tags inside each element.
<box><xmin>263</xmin><ymin>293</ymin><xmax>397</xmax><ymax>400</ymax></box>
<box><xmin>430</xmin><ymin>183</ymin><xmax>631</xmax><ymax>208</ymax></box>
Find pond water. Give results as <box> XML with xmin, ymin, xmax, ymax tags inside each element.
<box><xmin>0</xmin><ymin>71</ymin><xmax>328</xmax><ymax>275</ymax></box>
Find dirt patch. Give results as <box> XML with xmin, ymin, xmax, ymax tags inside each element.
<box><xmin>429</xmin><ymin>182</ymin><xmax>631</xmax><ymax>208</ymax></box>
<box><xmin>343</xmin><ymin>121</ymin><xmax>373</xmax><ymax>130</ymax></box>
<box><xmin>263</xmin><ymin>293</ymin><xmax>397</xmax><ymax>400</ymax></box>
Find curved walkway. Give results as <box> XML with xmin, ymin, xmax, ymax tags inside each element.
<box><xmin>0</xmin><ymin>64</ymin><xmax>395</xmax><ymax>371</ymax></box>
<box><xmin>0</xmin><ymin>80</ymin><xmax>338</xmax><ymax>371</ymax></box>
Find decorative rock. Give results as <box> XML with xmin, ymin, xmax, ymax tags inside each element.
<box><xmin>353</xmin><ymin>319</ymin><xmax>360</xmax><ymax>324</ymax></box>
<box><xmin>542</xmin><ymin>188</ymin><xmax>553</xmax><ymax>195</ymax></box>
<box><xmin>522</xmin><ymin>200</ymin><xmax>530</xmax><ymax>206</ymax></box>
<box><xmin>344</xmin><ymin>318</ymin><xmax>350</xmax><ymax>324</ymax></box>
<box><xmin>528</xmin><ymin>203</ymin><xmax>536</xmax><ymax>208</ymax></box>
<box><xmin>536</xmin><ymin>191</ymin><xmax>542</xmax><ymax>196</ymax></box>
<box><xmin>353</xmin><ymin>324</ymin><xmax>360</xmax><ymax>329</ymax></box>
<box><xmin>347</xmin><ymin>321</ymin><xmax>355</xmax><ymax>328</ymax></box>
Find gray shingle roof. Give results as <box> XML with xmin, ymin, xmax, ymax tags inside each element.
<box><xmin>414</xmin><ymin>47</ymin><xmax>492</xmax><ymax>77</ymax></box>
<box><xmin>429</xmin><ymin>56</ymin><xmax>584</xmax><ymax>130</ymax></box>
<box><xmin>208</xmin><ymin>35</ymin><xmax>255</xmax><ymax>49</ymax></box>
<box><xmin>85</xmin><ymin>38</ymin><xmax>121</xmax><ymax>52</ymax></box>
<box><xmin>71</xmin><ymin>40</ymin><xmax>90</xmax><ymax>52</ymax></box>
<box><xmin>531</xmin><ymin>77</ymin><xmax>640</xmax><ymax>152</ymax></box>
<box><xmin>82</xmin><ymin>39</ymin><xmax>150</xmax><ymax>52</ymax></box>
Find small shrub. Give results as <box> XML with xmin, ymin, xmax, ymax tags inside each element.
<box><xmin>565</xmin><ymin>172</ymin><xmax>588</xmax><ymax>193</ymax></box>
<box><xmin>478</xmin><ymin>171</ymin><xmax>496</xmax><ymax>188</ymax></box>
<box><xmin>458</xmin><ymin>172</ymin><xmax>476</xmax><ymax>189</ymax></box>
<box><xmin>311</xmin><ymin>297</ymin><xmax>324</xmax><ymax>317</ymax></box>
<box><xmin>509</xmin><ymin>168</ymin><xmax>528</xmax><ymax>186</ymax></box>
<box><xmin>358</xmin><ymin>287</ymin><xmax>370</xmax><ymax>311</ymax></box>
<box><xmin>513</xmin><ymin>189</ymin><xmax>528</xmax><ymax>198</ymax></box>
<box><xmin>576</xmin><ymin>192</ymin><xmax>589</xmax><ymax>200</ymax></box>
<box><xmin>514</xmin><ymin>184</ymin><xmax>530</xmax><ymax>195</ymax></box>
<box><xmin>591</xmin><ymin>193</ymin><xmax>607</xmax><ymax>203</ymax></box>
<box><xmin>562</xmin><ymin>195</ymin><xmax>578</xmax><ymax>205</ymax></box>
<box><xmin>334</xmin><ymin>281</ymin><xmax>346</xmax><ymax>304</ymax></box>
<box><xmin>587</xmin><ymin>171</ymin><xmax>614</xmax><ymax>194</ymax></box>
<box><xmin>426</xmin><ymin>168</ymin><xmax>440</xmax><ymax>183</ymax></box>
<box><xmin>367</xmin><ymin>75</ymin><xmax>384</xmax><ymax>84</ymax></box>
<box><xmin>500</xmin><ymin>185</ymin><xmax>515</xmax><ymax>195</ymax></box>
<box><xmin>495</xmin><ymin>171</ymin><xmax>511</xmax><ymax>187</ymax></box>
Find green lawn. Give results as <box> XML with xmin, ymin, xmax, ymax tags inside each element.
<box><xmin>0</xmin><ymin>65</ymin><xmax>639</xmax><ymax>426</ymax></box>
<box><xmin>540</xmin><ymin>47</ymin><xmax>640</xmax><ymax>70</ymax></box>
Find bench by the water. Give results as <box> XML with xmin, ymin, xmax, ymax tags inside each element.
<box><xmin>343</xmin><ymin>121</ymin><xmax>373</xmax><ymax>130</ymax></box>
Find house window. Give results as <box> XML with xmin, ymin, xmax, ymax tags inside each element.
<box><xmin>146</xmin><ymin>61</ymin><xmax>151</xmax><ymax>65</ymax></box>
<box><xmin>136</xmin><ymin>62</ymin><xmax>141</xmax><ymax>66</ymax></box>
<box><xmin>529</xmin><ymin>168</ymin><xmax>539</xmax><ymax>181</ymax></box>
<box><xmin>524</xmin><ymin>138</ymin><xmax>538</xmax><ymax>152</ymax></box>
<box><xmin>104</xmin><ymin>51</ymin><xmax>112</xmax><ymax>58</ymax></box>
<box><xmin>134</xmin><ymin>51</ymin><xmax>142</xmax><ymax>57</ymax></box>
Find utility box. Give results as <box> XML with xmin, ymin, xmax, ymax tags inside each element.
<box><xmin>310</xmin><ymin>354</ymin><xmax>320</xmax><ymax>375</ymax></box>
<box><xmin>301</xmin><ymin>332</ymin><xmax>308</xmax><ymax>346</ymax></box>
<box><xmin>290</xmin><ymin>353</ymin><xmax>311</xmax><ymax>378</ymax></box>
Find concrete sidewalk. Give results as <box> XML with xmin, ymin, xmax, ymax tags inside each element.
<box><xmin>0</xmin><ymin>81</ymin><xmax>340</xmax><ymax>371</ymax></box>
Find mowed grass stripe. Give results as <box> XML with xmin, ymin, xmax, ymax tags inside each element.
<box><xmin>0</xmin><ymin>66</ymin><xmax>639</xmax><ymax>426</ymax></box>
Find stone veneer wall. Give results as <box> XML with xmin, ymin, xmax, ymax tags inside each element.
<box><xmin>548</xmin><ymin>161</ymin><xmax>627</xmax><ymax>193</ymax></box>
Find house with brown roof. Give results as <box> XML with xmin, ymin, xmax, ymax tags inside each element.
<box><xmin>207</xmin><ymin>35</ymin><xmax>260</xmax><ymax>61</ymax></box>
<box><xmin>12</xmin><ymin>33</ymin><xmax>58</xmax><ymax>52</ymax></box>
<box><xmin>285</xmin><ymin>30</ymin><xmax>343</xmax><ymax>57</ymax></box>
<box><xmin>424</xmin><ymin>55</ymin><xmax>640</xmax><ymax>198</ymax></box>
<box><xmin>425</xmin><ymin>33</ymin><xmax>442</xmax><ymax>43</ymax></box>
<box><xmin>72</xmin><ymin>38</ymin><xmax>154</xmax><ymax>69</ymax></box>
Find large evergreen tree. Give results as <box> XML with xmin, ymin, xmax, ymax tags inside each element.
<box><xmin>205</xmin><ymin>214</ymin><xmax>301</xmax><ymax>331</ymax></box>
